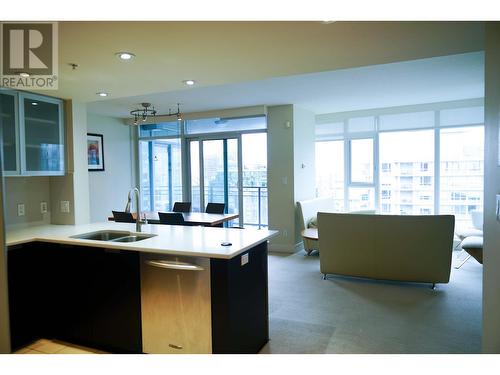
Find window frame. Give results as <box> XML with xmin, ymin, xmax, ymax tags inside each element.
<box><xmin>315</xmin><ymin>100</ymin><xmax>484</xmax><ymax>221</ymax></box>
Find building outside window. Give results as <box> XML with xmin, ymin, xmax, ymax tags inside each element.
<box><xmin>315</xmin><ymin>102</ymin><xmax>484</xmax><ymax>230</ymax></box>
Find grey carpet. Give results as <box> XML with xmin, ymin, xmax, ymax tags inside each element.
<box><xmin>260</xmin><ymin>249</ymin><xmax>482</xmax><ymax>354</ymax></box>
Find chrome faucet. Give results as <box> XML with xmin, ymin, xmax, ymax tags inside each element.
<box><xmin>127</xmin><ymin>188</ymin><xmax>146</xmax><ymax>232</ymax></box>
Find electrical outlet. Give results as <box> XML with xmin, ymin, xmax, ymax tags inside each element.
<box><xmin>17</xmin><ymin>203</ymin><xmax>25</xmax><ymax>216</ymax></box>
<box><xmin>40</xmin><ymin>201</ymin><xmax>48</xmax><ymax>214</ymax></box>
<box><xmin>241</xmin><ymin>253</ymin><xmax>249</xmax><ymax>266</ymax></box>
<box><xmin>283</xmin><ymin>229</ymin><xmax>288</xmax><ymax>238</ymax></box>
<box><xmin>60</xmin><ymin>200</ymin><xmax>70</xmax><ymax>213</ymax></box>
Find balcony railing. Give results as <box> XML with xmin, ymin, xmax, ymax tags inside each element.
<box><xmin>143</xmin><ymin>185</ymin><xmax>268</xmax><ymax>229</ymax></box>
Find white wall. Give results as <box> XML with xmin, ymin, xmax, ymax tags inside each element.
<box><xmin>87</xmin><ymin>113</ymin><xmax>134</xmax><ymax>222</ymax></box>
<box><xmin>293</xmin><ymin>106</ymin><xmax>316</xmax><ymax>245</ymax></box>
<box><xmin>482</xmin><ymin>23</ymin><xmax>500</xmax><ymax>353</ymax></box>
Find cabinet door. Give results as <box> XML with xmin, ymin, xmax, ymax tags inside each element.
<box><xmin>52</xmin><ymin>245</ymin><xmax>95</xmax><ymax>346</ymax></box>
<box><xmin>20</xmin><ymin>93</ymin><xmax>64</xmax><ymax>175</ymax></box>
<box><xmin>91</xmin><ymin>249</ymin><xmax>142</xmax><ymax>353</ymax></box>
<box><xmin>0</xmin><ymin>92</ymin><xmax>19</xmax><ymax>174</ymax></box>
<box><xmin>8</xmin><ymin>245</ymin><xmax>40</xmax><ymax>350</ymax></box>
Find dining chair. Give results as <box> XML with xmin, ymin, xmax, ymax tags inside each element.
<box><xmin>158</xmin><ymin>212</ymin><xmax>187</xmax><ymax>225</ymax></box>
<box><xmin>205</xmin><ymin>203</ymin><xmax>226</xmax><ymax>214</ymax></box>
<box><xmin>172</xmin><ymin>202</ymin><xmax>192</xmax><ymax>213</ymax></box>
<box><xmin>112</xmin><ymin>210</ymin><xmax>135</xmax><ymax>223</ymax></box>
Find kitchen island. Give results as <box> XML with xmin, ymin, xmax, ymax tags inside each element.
<box><xmin>6</xmin><ymin>223</ymin><xmax>277</xmax><ymax>354</ymax></box>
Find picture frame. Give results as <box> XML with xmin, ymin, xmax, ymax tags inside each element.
<box><xmin>87</xmin><ymin>133</ymin><xmax>105</xmax><ymax>171</ymax></box>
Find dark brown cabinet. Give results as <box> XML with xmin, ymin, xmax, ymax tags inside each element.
<box><xmin>8</xmin><ymin>241</ymin><xmax>269</xmax><ymax>354</ymax></box>
<box><xmin>8</xmin><ymin>243</ymin><xmax>142</xmax><ymax>353</ymax></box>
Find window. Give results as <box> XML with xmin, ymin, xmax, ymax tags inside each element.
<box><xmin>139</xmin><ymin>138</ymin><xmax>182</xmax><ymax>212</ymax></box>
<box><xmin>139</xmin><ymin>122</ymin><xmax>180</xmax><ymax>138</ymax></box>
<box><xmin>242</xmin><ymin>133</ymin><xmax>268</xmax><ymax>228</ymax></box>
<box><xmin>315</xmin><ymin>140</ymin><xmax>344</xmax><ymax>211</ymax></box>
<box><xmin>440</xmin><ymin>126</ymin><xmax>484</xmax><ymax>230</ymax></box>
<box><xmin>185</xmin><ymin>116</ymin><xmax>266</xmax><ymax>135</ymax></box>
<box><xmin>350</xmin><ymin>138</ymin><xmax>373</xmax><ymax>184</ymax></box>
<box><xmin>314</xmin><ymin>103</ymin><xmax>484</xmax><ymax>228</ymax></box>
<box><xmin>420</xmin><ymin>176</ymin><xmax>432</xmax><ymax>186</ymax></box>
<box><xmin>379</xmin><ymin>129</ymin><xmax>434</xmax><ymax>215</ymax></box>
<box><xmin>381</xmin><ymin>203</ymin><xmax>391</xmax><ymax>212</ymax></box>
<box><xmin>348</xmin><ymin>187</ymin><xmax>375</xmax><ymax>211</ymax></box>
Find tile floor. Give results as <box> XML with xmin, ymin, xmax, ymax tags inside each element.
<box><xmin>15</xmin><ymin>339</ymin><xmax>107</xmax><ymax>354</ymax></box>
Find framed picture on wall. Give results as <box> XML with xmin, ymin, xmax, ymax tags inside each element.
<box><xmin>87</xmin><ymin>133</ymin><xmax>105</xmax><ymax>171</ymax></box>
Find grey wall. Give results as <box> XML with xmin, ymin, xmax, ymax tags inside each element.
<box><xmin>87</xmin><ymin>113</ymin><xmax>134</xmax><ymax>222</ymax></box>
<box><xmin>50</xmin><ymin>100</ymin><xmax>90</xmax><ymax>225</ymax></box>
<box><xmin>3</xmin><ymin>177</ymin><xmax>51</xmax><ymax>227</ymax></box>
<box><xmin>267</xmin><ymin>105</ymin><xmax>316</xmax><ymax>252</ymax></box>
<box><xmin>482</xmin><ymin>23</ymin><xmax>500</xmax><ymax>353</ymax></box>
<box><xmin>267</xmin><ymin>105</ymin><xmax>295</xmax><ymax>252</ymax></box>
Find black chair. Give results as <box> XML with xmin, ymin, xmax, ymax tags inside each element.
<box><xmin>112</xmin><ymin>210</ymin><xmax>135</xmax><ymax>223</ymax></box>
<box><xmin>158</xmin><ymin>212</ymin><xmax>187</xmax><ymax>225</ymax></box>
<box><xmin>205</xmin><ymin>203</ymin><xmax>226</xmax><ymax>214</ymax></box>
<box><xmin>172</xmin><ymin>202</ymin><xmax>192</xmax><ymax>213</ymax></box>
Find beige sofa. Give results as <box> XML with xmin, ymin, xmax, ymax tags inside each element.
<box><xmin>318</xmin><ymin>213</ymin><xmax>455</xmax><ymax>286</ymax></box>
<box><xmin>296</xmin><ymin>197</ymin><xmax>375</xmax><ymax>254</ymax></box>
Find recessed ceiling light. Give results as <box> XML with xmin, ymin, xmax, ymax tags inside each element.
<box><xmin>96</xmin><ymin>92</ymin><xmax>109</xmax><ymax>97</ymax></box>
<box><xmin>183</xmin><ymin>80</ymin><xmax>196</xmax><ymax>86</ymax></box>
<box><xmin>116</xmin><ymin>52</ymin><xmax>135</xmax><ymax>61</ymax></box>
<box><xmin>31</xmin><ymin>102</ymin><xmax>38</xmax><ymax>106</ymax></box>
<box><xmin>19</xmin><ymin>72</ymin><xmax>30</xmax><ymax>78</ymax></box>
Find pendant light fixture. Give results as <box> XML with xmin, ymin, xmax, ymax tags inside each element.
<box><xmin>130</xmin><ymin>103</ymin><xmax>182</xmax><ymax>125</ymax></box>
<box><xmin>130</xmin><ymin>103</ymin><xmax>157</xmax><ymax>125</ymax></box>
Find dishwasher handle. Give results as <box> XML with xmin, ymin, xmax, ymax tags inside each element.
<box><xmin>145</xmin><ymin>259</ymin><xmax>205</xmax><ymax>271</ymax></box>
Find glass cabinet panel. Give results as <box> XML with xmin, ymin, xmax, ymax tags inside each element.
<box><xmin>22</xmin><ymin>94</ymin><xmax>64</xmax><ymax>173</ymax></box>
<box><xmin>0</xmin><ymin>92</ymin><xmax>18</xmax><ymax>173</ymax></box>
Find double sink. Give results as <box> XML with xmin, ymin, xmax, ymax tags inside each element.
<box><xmin>71</xmin><ymin>230</ymin><xmax>157</xmax><ymax>243</ymax></box>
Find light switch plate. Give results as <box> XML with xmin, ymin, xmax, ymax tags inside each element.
<box><xmin>17</xmin><ymin>203</ymin><xmax>25</xmax><ymax>216</ymax></box>
<box><xmin>60</xmin><ymin>200</ymin><xmax>70</xmax><ymax>213</ymax></box>
<box><xmin>241</xmin><ymin>253</ymin><xmax>249</xmax><ymax>266</ymax></box>
<box><xmin>496</xmin><ymin>195</ymin><xmax>500</xmax><ymax>221</ymax></box>
<box><xmin>40</xmin><ymin>201</ymin><xmax>48</xmax><ymax>214</ymax></box>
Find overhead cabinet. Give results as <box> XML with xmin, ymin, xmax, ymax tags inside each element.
<box><xmin>0</xmin><ymin>90</ymin><xmax>64</xmax><ymax>176</ymax></box>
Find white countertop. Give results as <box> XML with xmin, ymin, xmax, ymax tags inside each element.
<box><xmin>6</xmin><ymin>222</ymin><xmax>278</xmax><ymax>259</ymax></box>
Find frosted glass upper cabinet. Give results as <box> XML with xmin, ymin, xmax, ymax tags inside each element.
<box><xmin>0</xmin><ymin>91</ymin><xmax>20</xmax><ymax>175</ymax></box>
<box><xmin>20</xmin><ymin>93</ymin><xmax>64</xmax><ymax>175</ymax></box>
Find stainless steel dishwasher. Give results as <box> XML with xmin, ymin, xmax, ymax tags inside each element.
<box><xmin>140</xmin><ymin>253</ymin><xmax>212</xmax><ymax>354</ymax></box>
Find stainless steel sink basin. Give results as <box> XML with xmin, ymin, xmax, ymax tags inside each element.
<box><xmin>71</xmin><ymin>230</ymin><xmax>156</xmax><ymax>242</ymax></box>
<box><xmin>111</xmin><ymin>235</ymin><xmax>154</xmax><ymax>243</ymax></box>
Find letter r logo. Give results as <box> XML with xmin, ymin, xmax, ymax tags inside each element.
<box><xmin>2</xmin><ymin>23</ymin><xmax>53</xmax><ymax>75</ymax></box>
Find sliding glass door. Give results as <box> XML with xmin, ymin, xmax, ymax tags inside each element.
<box><xmin>189</xmin><ymin>137</ymin><xmax>241</xmax><ymax>226</ymax></box>
<box><xmin>188</xmin><ymin>132</ymin><xmax>268</xmax><ymax>228</ymax></box>
<box><xmin>139</xmin><ymin>138</ymin><xmax>182</xmax><ymax>212</ymax></box>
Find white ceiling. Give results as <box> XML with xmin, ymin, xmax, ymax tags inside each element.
<box><xmin>42</xmin><ymin>22</ymin><xmax>484</xmax><ymax>105</ymax></box>
<box><xmin>87</xmin><ymin>51</ymin><xmax>485</xmax><ymax>118</ymax></box>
